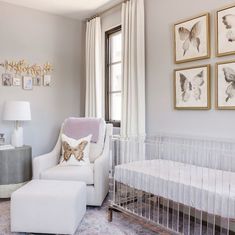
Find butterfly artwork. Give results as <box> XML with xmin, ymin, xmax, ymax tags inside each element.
<box><xmin>178</xmin><ymin>21</ymin><xmax>201</xmax><ymax>56</ymax></box>
<box><xmin>174</xmin><ymin>13</ymin><xmax>210</xmax><ymax>63</ymax></box>
<box><xmin>174</xmin><ymin>65</ymin><xmax>210</xmax><ymax>110</ymax></box>
<box><xmin>216</xmin><ymin>61</ymin><xmax>235</xmax><ymax>109</ymax></box>
<box><xmin>223</xmin><ymin>67</ymin><xmax>235</xmax><ymax>102</ymax></box>
<box><xmin>179</xmin><ymin>70</ymin><xmax>204</xmax><ymax>102</ymax></box>
<box><xmin>222</xmin><ymin>14</ymin><xmax>235</xmax><ymax>42</ymax></box>
<box><xmin>62</xmin><ymin>140</ymin><xmax>88</xmax><ymax>162</ymax></box>
<box><xmin>217</xmin><ymin>5</ymin><xmax>235</xmax><ymax>56</ymax></box>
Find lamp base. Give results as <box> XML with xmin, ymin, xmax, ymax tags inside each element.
<box><xmin>11</xmin><ymin>127</ymin><xmax>23</xmax><ymax>147</ymax></box>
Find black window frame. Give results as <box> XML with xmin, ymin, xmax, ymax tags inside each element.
<box><xmin>105</xmin><ymin>25</ymin><xmax>122</xmax><ymax>128</ymax></box>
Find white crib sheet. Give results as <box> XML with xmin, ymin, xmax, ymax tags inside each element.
<box><xmin>114</xmin><ymin>159</ymin><xmax>235</xmax><ymax>218</ymax></box>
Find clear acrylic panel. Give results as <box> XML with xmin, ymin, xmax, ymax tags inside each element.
<box><xmin>110</xmin><ymin>32</ymin><xmax>122</xmax><ymax>63</ymax></box>
<box><xmin>110</xmin><ymin>63</ymin><xmax>122</xmax><ymax>92</ymax></box>
<box><xmin>110</xmin><ymin>92</ymin><xmax>121</xmax><ymax>121</ymax></box>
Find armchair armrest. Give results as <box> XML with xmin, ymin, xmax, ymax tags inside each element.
<box><xmin>94</xmin><ymin>146</ymin><xmax>109</xmax><ymax>183</ymax></box>
<box><xmin>94</xmin><ymin>124</ymin><xmax>113</xmax><ymax>203</ymax></box>
<box><xmin>33</xmin><ymin>135</ymin><xmax>61</xmax><ymax>179</ymax></box>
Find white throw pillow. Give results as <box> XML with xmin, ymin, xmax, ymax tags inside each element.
<box><xmin>60</xmin><ymin>134</ymin><xmax>92</xmax><ymax>166</ymax></box>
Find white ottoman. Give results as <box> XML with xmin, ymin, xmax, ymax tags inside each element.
<box><xmin>11</xmin><ymin>180</ymin><xmax>86</xmax><ymax>235</ymax></box>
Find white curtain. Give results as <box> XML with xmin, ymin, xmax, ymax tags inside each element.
<box><xmin>85</xmin><ymin>17</ymin><xmax>103</xmax><ymax>118</ymax></box>
<box><xmin>121</xmin><ymin>0</ymin><xmax>146</xmax><ymax>137</ymax></box>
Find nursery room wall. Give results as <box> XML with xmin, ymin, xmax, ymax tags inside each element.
<box><xmin>0</xmin><ymin>2</ymin><xmax>85</xmax><ymax>156</ymax></box>
<box><xmin>145</xmin><ymin>0</ymin><xmax>235</xmax><ymax>139</ymax></box>
<box><xmin>1</xmin><ymin>0</ymin><xmax>235</xmax><ymax>158</ymax></box>
<box><xmin>99</xmin><ymin>0</ymin><xmax>235</xmax><ymax>139</ymax></box>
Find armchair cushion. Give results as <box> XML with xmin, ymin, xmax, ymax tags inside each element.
<box><xmin>40</xmin><ymin>164</ymin><xmax>94</xmax><ymax>185</ymax></box>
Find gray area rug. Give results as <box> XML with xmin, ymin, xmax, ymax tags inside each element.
<box><xmin>0</xmin><ymin>197</ymin><xmax>162</xmax><ymax>235</ymax></box>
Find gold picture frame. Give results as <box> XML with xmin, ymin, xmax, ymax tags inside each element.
<box><xmin>216</xmin><ymin>4</ymin><xmax>235</xmax><ymax>57</ymax></box>
<box><xmin>43</xmin><ymin>75</ymin><xmax>51</xmax><ymax>87</ymax></box>
<box><xmin>174</xmin><ymin>13</ymin><xmax>210</xmax><ymax>64</ymax></box>
<box><xmin>23</xmin><ymin>76</ymin><xmax>33</xmax><ymax>90</ymax></box>
<box><xmin>216</xmin><ymin>60</ymin><xmax>235</xmax><ymax>109</ymax></box>
<box><xmin>12</xmin><ymin>77</ymin><xmax>21</xmax><ymax>86</ymax></box>
<box><xmin>174</xmin><ymin>64</ymin><xmax>211</xmax><ymax>110</ymax></box>
<box><xmin>33</xmin><ymin>76</ymin><xmax>41</xmax><ymax>86</ymax></box>
<box><xmin>2</xmin><ymin>73</ymin><xmax>13</xmax><ymax>86</ymax></box>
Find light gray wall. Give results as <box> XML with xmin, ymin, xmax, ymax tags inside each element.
<box><xmin>101</xmin><ymin>5</ymin><xmax>121</xmax><ymax>32</ymax></box>
<box><xmin>3</xmin><ymin>0</ymin><xmax>234</xmax><ymax>155</ymax></box>
<box><xmin>99</xmin><ymin>0</ymin><xmax>235</xmax><ymax>139</ymax></box>
<box><xmin>0</xmin><ymin>2</ymin><xmax>85</xmax><ymax>156</ymax></box>
<box><xmin>145</xmin><ymin>0</ymin><xmax>235</xmax><ymax>139</ymax></box>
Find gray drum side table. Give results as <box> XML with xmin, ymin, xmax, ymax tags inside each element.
<box><xmin>0</xmin><ymin>145</ymin><xmax>32</xmax><ymax>198</ymax></box>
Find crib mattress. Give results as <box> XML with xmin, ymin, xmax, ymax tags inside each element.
<box><xmin>114</xmin><ymin>159</ymin><xmax>235</xmax><ymax>219</ymax></box>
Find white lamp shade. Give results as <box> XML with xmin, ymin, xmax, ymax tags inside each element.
<box><xmin>3</xmin><ymin>101</ymin><xmax>31</xmax><ymax>121</ymax></box>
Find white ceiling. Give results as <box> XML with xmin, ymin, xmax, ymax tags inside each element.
<box><xmin>0</xmin><ymin>0</ymin><xmax>121</xmax><ymax>20</ymax></box>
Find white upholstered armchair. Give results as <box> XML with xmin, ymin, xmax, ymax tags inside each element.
<box><xmin>33</xmin><ymin>118</ymin><xmax>113</xmax><ymax>206</ymax></box>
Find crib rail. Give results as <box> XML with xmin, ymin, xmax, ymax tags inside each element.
<box><xmin>110</xmin><ymin>134</ymin><xmax>235</xmax><ymax>235</ymax></box>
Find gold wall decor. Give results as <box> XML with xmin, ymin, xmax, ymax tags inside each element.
<box><xmin>0</xmin><ymin>60</ymin><xmax>53</xmax><ymax>76</ymax></box>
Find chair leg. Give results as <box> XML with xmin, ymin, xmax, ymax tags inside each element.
<box><xmin>108</xmin><ymin>207</ymin><xmax>113</xmax><ymax>222</ymax></box>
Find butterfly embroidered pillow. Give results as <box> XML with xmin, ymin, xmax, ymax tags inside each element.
<box><xmin>60</xmin><ymin>134</ymin><xmax>92</xmax><ymax>166</ymax></box>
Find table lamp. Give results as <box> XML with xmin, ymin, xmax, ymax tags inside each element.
<box><xmin>3</xmin><ymin>101</ymin><xmax>31</xmax><ymax>147</ymax></box>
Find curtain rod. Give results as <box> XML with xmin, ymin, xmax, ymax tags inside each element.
<box><xmin>86</xmin><ymin>0</ymin><xmax>129</xmax><ymax>22</ymax></box>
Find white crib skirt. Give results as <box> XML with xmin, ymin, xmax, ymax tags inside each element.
<box><xmin>114</xmin><ymin>159</ymin><xmax>235</xmax><ymax>219</ymax></box>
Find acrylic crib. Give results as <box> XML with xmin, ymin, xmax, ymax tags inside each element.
<box><xmin>109</xmin><ymin>134</ymin><xmax>235</xmax><ymax>235</ymax></box>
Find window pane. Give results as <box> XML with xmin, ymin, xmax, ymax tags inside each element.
<box><xmin>110</xmin><ymin>63</ymin><xmax>121</xmax><ymax>92</ymax></box>
<box><xmin>110</xmin><ymin>92</ymin><xmax>121</xmax><ymax>121</ymax></box>
<box><xmin>110</xmin><ymin>32</ymin><xmax>121</xmax><ymax>63</ymax></box>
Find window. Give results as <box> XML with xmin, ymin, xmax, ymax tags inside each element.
<box><xmin>105</xmin><ymin>26</ymin><xmax>122</xmax><ymax>127</ymax></box>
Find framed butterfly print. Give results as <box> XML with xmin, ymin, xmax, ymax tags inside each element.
<box><xmin>216</xmin><ymin>60</ymin><xmax>235</xmax><ymax>109</ymax></box>
<box><xmin>216</xmin><ymin>4</ymin><xmax>235</xmax><ymax>57</ymax></box>
<box><xmin>174</xmin><ymin>13</ymin><xmax>210</xmax><ymax>64</ymax></box>
<box><xmin>174</xmin><ymin>65</ymin><xmax>211</xmax><ymax>110</ymax></box>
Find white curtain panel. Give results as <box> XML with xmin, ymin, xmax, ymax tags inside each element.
<box><xmin>121</xmin><ymin>0</ymin><xmax>146</xmax><ymax>137</ymax></box>
<box><xmin>85</xmin><ymin>17</ymin><xmax>103</xmax><ymax>118</ymax></box>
